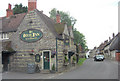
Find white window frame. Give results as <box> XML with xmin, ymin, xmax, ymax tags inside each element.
<box><xmin>5</xmin><ymin>33</ymin><xmax>9</xmax><ymax>39</ymax></box>
<box><xmin>2</xmin><ymin>33</ymin><xmax>9</xmax><ymax>40</ymax></box>
<box><xmin>2</xmin><ymin>33</ymin><xmax>4</xmax><ymax>39</ymax></box>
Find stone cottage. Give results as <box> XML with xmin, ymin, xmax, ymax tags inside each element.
<box><xmin>103</xmin><ymin>33</ymin><xmax>120</xmax><ymax>61</ymax></box>
<box><xmin>1</xmin><ymin>0</ymin><xmax>76</xmax><ymax>73</ymax></box>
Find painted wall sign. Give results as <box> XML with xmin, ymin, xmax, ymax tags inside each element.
<box><xmin>20</xmin><ymin>29</ymin><xmax>43</xmax><ymax>42</ymax></box>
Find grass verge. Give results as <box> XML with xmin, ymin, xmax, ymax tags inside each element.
<box><xmin>78</xmin><ymin>58</ymin><xmax>86</xmax><ymax>65</ymax></box>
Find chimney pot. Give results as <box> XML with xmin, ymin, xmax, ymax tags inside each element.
<box><xmin>28</xmin><ymin>0</ymin><xmax>37</xmax><ymax>12</ymax></box>
<box><xmin>69</xmin><ymin>26</ymin><xmax>73</xmax><ymax>30</ymax></box>
<box><xmin>109</xmin><ymin>37</ymin><xmax>111</xmax><ymax>41</ymax></box>
<box><xmin>56</xmin><ymin>11</ymin><xmax>61</xmax><ymax>23</ymax></box>
<box><xmin>41</xmin><ymin>10</ymin><xmax>43</xmax><ymax>13</ymax></box>
<box><xmin>8</xmin><ymin>3</ymin><xmax>11</xmax><ymax>9</ymax></box>
<box><xmin>6</xmin><ymin>3</ymin><xmax>13</xmax><ymax>17</ymax></box>
<box><xmin>113</xmin><ymin>33</ymin><xmax>115</xmax><ymax>38</ymax></box>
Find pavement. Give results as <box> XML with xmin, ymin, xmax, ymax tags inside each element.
<box><xmin>1</xmin><ymin>63</ymin><xmax>78</xmax><ymax>79</ymax></box>
<box><xmin>1</xmin><ymin>58</ymin><xmax>119</xmax><ymax>80</ymax></box>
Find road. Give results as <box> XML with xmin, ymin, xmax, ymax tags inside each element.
<box><xmin>52</xmin><ymin>58</ymin><xmax>118</xmax><ymax>79</ymax></box>
<box><xmin>2</xmin><ymin>58</ymin><xmax>119</xmax><ymax>79</ymax></box>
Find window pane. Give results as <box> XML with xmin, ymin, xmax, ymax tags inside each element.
<box><xmin>4</xmin><ymin>33</ymin><xmax>6</xmax><ymax>38</ymax></box>
<box><xmin>2</xmin><ymin>34</ymin><xmax>4</xmax><ymax>39</ymax></box>
<box><xmin>6</xmin><ymin>33</ymin><xmax>8</xmax><ymax>38</ymax></box>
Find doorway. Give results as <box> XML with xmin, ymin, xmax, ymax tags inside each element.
<box><xmin>2</xmin><ymin>53</ymin><xmax>10</xmax><ymax>72</ymax></box>
<box><xmin>43</xmin><ymin>51</ymin><xmax>50</xmax><ymax>70</ymax></box>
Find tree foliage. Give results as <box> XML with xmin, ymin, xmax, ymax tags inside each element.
<box><xmin>49</xmin><ymin>8</ymin><xmax>76</xmax><ymax>27</ymax></box>
<box><xmin>13</xmin><ymin>3</ymin><xmax>28</xmax><ymax>15</ymax></box>
<box><xmin>73</xmin><ymin>28</ymin><xmax>88</xmax><ymax>51</ymax></box>
<box><xmin>49</xmin><ymin>8</ymin><xmax>88</xmax><ymax>51</ymax></box>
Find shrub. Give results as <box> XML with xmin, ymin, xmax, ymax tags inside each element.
<box><xmin>73</xmin><ymin>56</ymin><xmax>76</xmax><ymax>61</ymax></box>
<box><xmin>65</xmin><ymin>56</ymin><xmax>68</xmax><ymax>62</ymax></box>
<box><xmin>52</xmin><ymin>64</ymin><xmax>55</xmax><ymax>71</ymax></box>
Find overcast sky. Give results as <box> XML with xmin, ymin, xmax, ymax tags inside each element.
<box><xmin>0</xmin><ymin>0</ymin><xmax>119</xmax><ymax>49</ymax></box>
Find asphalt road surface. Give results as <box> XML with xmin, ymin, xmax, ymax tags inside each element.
<box><xmin>2</xmin><ymin>58</ymin><xmax>119</xmax><ymax>80</ymax></box>
<box><xmin>52</xmin><ymin>58</ymin><xmax>118</xmax><ymax>79</ymax></box>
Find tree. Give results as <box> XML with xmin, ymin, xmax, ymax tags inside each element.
<box><xmin>13</xmin><ymin>3</ymin><xmax>28</xmax><ymax>15</ymax></box>
<box><xmin>49</xmin><ymin>8</ymin><xmax>88</xmax><ymax>51</ymax></box>
<box><xmin>73</xmin><ymin>28</ymin><xmax>88</xmax><ymax>52</ymax></box>
<box><xmin>49</xmin><ymin>8</ymin><xmax>76</xmax><ymax>27</ymax></box>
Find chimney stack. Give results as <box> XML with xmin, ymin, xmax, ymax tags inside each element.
<box><xmin>69</xmin><ymin>26</ymin><xmax>73</xmax><ymax>30</ymax></box>
<box><xmin>6</xmin><ymin>3</ymin><xmax>13</xmax><ymax>17</ymax></box>
<box><xmin>56</xmin><ymin>11</ymin><xmax>61</xmax><ymax>23</ymax></box>
<box><xmin>8</xmin><ymin>4</ymin><xmax>11</xmax><ymax>10</ymax></box>
<box><xmin>28</xmin><ymin>0</ymin><xmax>37</xmax><ymax>12</ymax></box>
<box><xmin>113</xmin><ymin>33</ymin><xmax>115</xmax><ymax>38</ymax></box>
<box><xmin>109</xmin><ymin>37</ymin><xmax>111</xmax><ymax>41</ymax></box>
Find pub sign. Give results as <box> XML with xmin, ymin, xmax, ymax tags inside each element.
<box><xmin>20</xmin><ymin>29</ymin><xmax>43</xmax><ymax>42</ymax></box>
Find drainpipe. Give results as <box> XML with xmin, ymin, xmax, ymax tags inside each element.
<box><xmin>56</xmin><ymin>38</ymin><xmax>58</xmax><ymax>71</ymax></box>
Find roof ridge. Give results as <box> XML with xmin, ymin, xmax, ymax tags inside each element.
<box><xmin>2</xmin><ymin>13</ymin><xmax>26</xmax><ymax>32</ymax></box>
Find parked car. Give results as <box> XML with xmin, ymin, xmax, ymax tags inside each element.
<box><xmin>100</xmin><ymin>55</ymin><xmax>105</xmax><ymax>60</ymax></box>
<box><xmin>94</xmin><ymin>55</ymin><xmax>105</xmax><ymax>61</ymax></box>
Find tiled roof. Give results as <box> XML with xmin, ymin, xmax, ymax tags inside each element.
<box><xmin>54</xmin><ymin>23</ymin><xmax>65</xmax><ymax>35</ymax></box>
<box><xmin>98</xmin><ymin>40</ymin><xmax>108</xmax><ymax>51</ymax></box>
<box><xmin>98</xmin><ymin>43</ymin><xmax>105</xmax><ymax>51</ymax></box>
<box><xmin>35</xmin><ymin>9</ymin><xmax>63</xmax><ymax>39</ymax></box>
<box><xmin>109</xmin><ymin>33</ymin><xmax>120</xmax><ymax>51</ymax></box>
<box><xmin>2</xmin><ymin>13</ymin><xmax>26</xmax><ymax>32</ymax></box>
<box><xmin>2</xmin><ymin>41</ymin><xmax>14</xmax><ymax>51</ymax></box>
<box><xmin>1</xmin><ymin>9</ymin><xmax>68</xmax><ymax>39</ymax></box>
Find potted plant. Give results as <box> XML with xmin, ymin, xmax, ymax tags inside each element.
<box><xmin>64</xmin><ymin>56</ymin><xmax>69</xmax><ymax>66</ymax></box>
<box><xmin>72</xmin><ymin>56</ymin><xmax>76</xmax><ymax>66</ymax></box>
<box><xmin>51</xmin><ymin>64</ymin><xmax>56</xmax><ymax>73</ymax></box>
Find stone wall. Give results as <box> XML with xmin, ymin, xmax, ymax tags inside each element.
<box><xmin>2</xmin><ymin>10</ymin><xmax>76</xmax><ymax>73</ymax></box>
<box><xmin>9</xmin><ymin>10</ymin><xmax>56</xmax><ymax>72</ymax></box>
<box><xmin>0</xmin><ymin>19</ymin><xmax>3</xmax><ymax>72</ymax></box>
<box><xmin>0</xmin><ymin>42</ymin><xmax>2</xmax><ymax>72</ymax></box>
<box><xmin>57</xmin><ymin>39</ymin><xmax>64</xmax><ymax>72</ymax></box>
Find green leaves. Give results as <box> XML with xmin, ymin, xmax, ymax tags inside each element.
<box><xmin>78</xmin><ymin>58</ymin><xmax>86</xmax><ymax>65</ymax></box>
<box><xmin>13</xmin><ymin>3</ymin><xmax>28</xmax><ymax>15</ymax></box>
<box><xmin>49</xmin><ymin>8</ymin><xmax>76</xmax><ymax>27</ymax></box>
<box><xmin>73</xmin><ymin>29</ymin><xmax>88</xmax><ymax>51</ymax></box>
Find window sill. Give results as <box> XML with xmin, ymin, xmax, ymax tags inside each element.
<box><xmin>0</xmin><ymin>38</ymin><xmax>9</xmax><ymax>40</ymax></box>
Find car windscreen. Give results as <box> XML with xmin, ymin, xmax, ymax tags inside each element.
<box><xmin>96</xmin><ymin>55</ymin><xmax>102</xmax><ymax>58</ymax></box>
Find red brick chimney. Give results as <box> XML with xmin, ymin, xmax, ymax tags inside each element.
<box><xmin>28</xmin><ymin>0</ymin><xmax>37</xmax><ymax>12</ymax></box>
<box><xmin>56</xmin><ymin>11</ymin><xmax>61</xmax><ymax>23</ymax></box>
<box><xmin>69</xmin><ymin>26</ymin><xmax>73</xmax><ymax>30</ymax></box>
<box><xmin>6</xmin><ymin>3</ymin><xmax>13</xmax><ymax>17</ymax></box>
